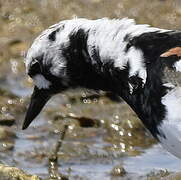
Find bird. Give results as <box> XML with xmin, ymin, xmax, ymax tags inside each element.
<box><xmin>23</xmin><ymin>18</ymin><xmax>181</xmax><ymax>158</ymax></box>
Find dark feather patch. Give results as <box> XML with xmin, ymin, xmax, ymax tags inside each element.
<box><xmin>48</xmin><ymin>28</ymin><xmax>60</xmax><ymax>41</ymax></box>
<box><xmin>28</xmin><ymin>56</ymin><xmax>43</xmax><ymax>77</ymax></box>
<box><xmin>28</xmin><ymin>61</ymin><xmax>41</xmax><ymax>77</ymax></box>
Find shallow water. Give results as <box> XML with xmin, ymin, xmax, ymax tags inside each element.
<box><xmin>0</xmin><ymin>0</ymin><xmax>181</xmax><ymax>179</ymax></box>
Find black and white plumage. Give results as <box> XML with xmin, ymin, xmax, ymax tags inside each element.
<box><xmin>23</xmin><ymin>18</ymin><xmax>181</xmax><ymax>158</ymax></box>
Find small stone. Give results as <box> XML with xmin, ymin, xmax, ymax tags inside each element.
<box><xmin>111</xmin><ymin>164</ymin><xmax>127</xmax><ymax>177</ymax></box>
<box><xmin>0</xmin><ymin>164</ymin><xmax>40</xmax><ymax>180</ymax></box>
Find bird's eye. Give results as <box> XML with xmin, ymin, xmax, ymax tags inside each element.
<box><xmin>28</xmin><ymin>59</ymin><xmax>42</xmax><ymax>77</ymax></box>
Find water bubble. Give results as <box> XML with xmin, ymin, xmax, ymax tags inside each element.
<box><xmin>11</xmin><ymin>60</ymin><xmax>18</xmax><ymax>74</ymax></box>
<box><xmin>7</xmin><ymin>99</ymin><xmax>13</xmax><ymax>104</ymax></box>
<box><xmin>81</xmin><ymin>92</ymin><xmax>86</xmax><ymax>97</ymax></box>
<box><xmin>115</xmin><ymin>115</ymin><xmax>119</xmax><ymax>119</ymax></box>
<box><xmin>87</xmin><ymin>99</ymin><xmax>91</xmax><ymax>104</ymax></box>
<box><xmin>83</xmin><ymin>99</ymin><xmax>87</xmax><ymax>103</ymax></box>
<box><xmin>2</xmin><ymin>107</ymin><xmax>7</xmax><ymax>112</ymax></box>
<box><xmin>19</xmin><ymin>98</ymin><xmax>24</xmax><ymax>104</ymax></box>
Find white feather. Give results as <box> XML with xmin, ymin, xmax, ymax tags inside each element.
<box><xmin>174</xmin><ymin>59</ymin><xmax>181</xmax><ymax>72</ymax></box>
<box><xmin>158</xmin><ymin>87</ymin><xmax>181</xmax><ymax>158</ymax></box>
<box><xmin>33</xmin><ymin>74</ymin><xmax>51</xmax><ymax>89</ymax></box>
<box><xmin>127</xmin><ymin>47</ymin><xmax>147</xmax><ymax>83</ymax></box>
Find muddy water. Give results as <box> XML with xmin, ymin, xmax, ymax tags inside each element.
<box><xmin>0</xmin><ymin>0</ymin><xmax>181</xmax><ymax>179</ymax></box>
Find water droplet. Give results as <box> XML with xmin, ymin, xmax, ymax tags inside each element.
<box><xmin>8</xmin><ymin>99</ymin><xmax>13</xmax><ymax>104</ymax></box>
<box><xmin>2</xmin><ymin>107</ymin><xmax>7</xmax><ymax>112</ymax></box>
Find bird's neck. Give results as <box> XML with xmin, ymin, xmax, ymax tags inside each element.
<box><xmin>118</xmin><ymin>60</ymin><xmax>166</xmax><ymax>138</ymax></box>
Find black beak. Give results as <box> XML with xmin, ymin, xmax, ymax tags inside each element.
<box><xmin>22</xmin><ymin>86</ymin><xmax>51</xmax><ymax>130</ymax></box>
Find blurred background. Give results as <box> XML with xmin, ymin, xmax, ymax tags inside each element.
<box><xmin>0</xmin><ymin>0</ymin><xmax>181</xmax><ymax>179</ymax></box>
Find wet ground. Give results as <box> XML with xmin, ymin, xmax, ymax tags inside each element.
<box><xmin>0</xmin><ymin>0</ymin><xmax>181</xmax><ymax>179</ymax></box>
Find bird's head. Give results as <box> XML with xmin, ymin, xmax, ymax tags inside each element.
<box><xmin>23</xmin><ymin>24</ymin><xmax>68</xmax><ymax>129</ymax></box>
